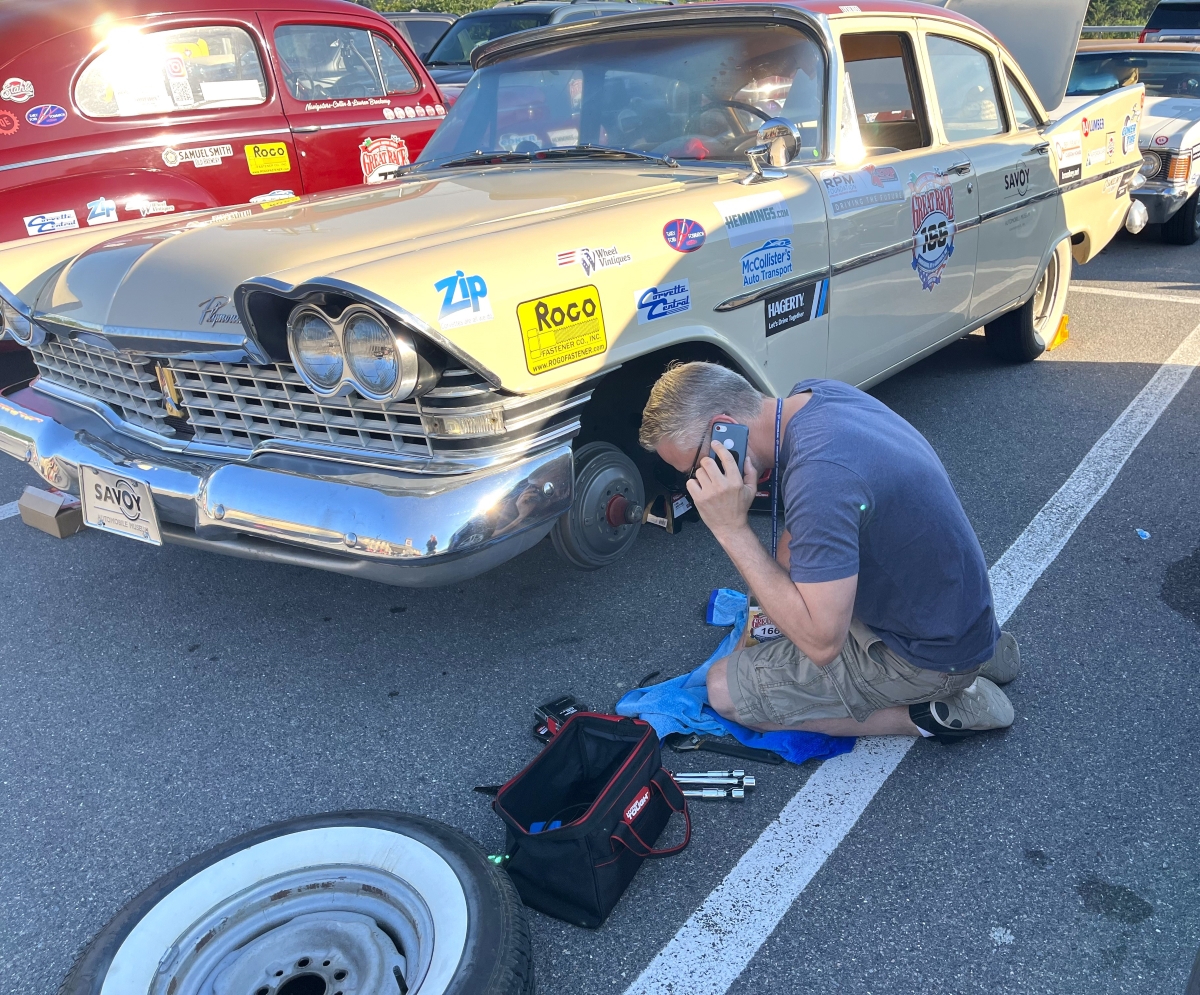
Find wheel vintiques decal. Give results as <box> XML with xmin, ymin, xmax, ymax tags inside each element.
<box><xmin>910</xmin><ymin>171</ymin><xmax>955</xmax><ymax>291</ymax></box>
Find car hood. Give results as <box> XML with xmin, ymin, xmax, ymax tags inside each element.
<box><xmin>1139</xmin><ymin>95</ymin><xmax>1200</xmax><ymax>149</ymax></box>
<box><xmin>23</xmin><ymin>163</ymin><xmax>737</xmax><ymax>390</ymax></box>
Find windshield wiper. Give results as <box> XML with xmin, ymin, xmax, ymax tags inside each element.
<box><xmin>430</xmin><ymin>145</ymin><xmax>679</xmax><ymax>170</ymax></box>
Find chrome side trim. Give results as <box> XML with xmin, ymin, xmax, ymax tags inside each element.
<box><xmin>977</xmin><ymin>188</ymin><xmax>1058</xmax><ymax>224</ymax></box>
<box><xmin>298</xmin><ymin>116</ymin><xmax>445</xmax><ymax>132</ymax></box>
<box><xmin>830</xmin><ymin>238</ymin><xmax>914</xmax><ymax>276</ymax></box>
<box><xmin>236</xmin><ymin>276</ymin><xmax>503</xmax><ymax>389</ymax></box>
<box><xmin>0</xmin><ymin>128</ymin><xmax>294</xmax><ymax>174</ymax></box>
<box><xmin>713</xmin><ymin>267</ymin><xmax>831</xmax><ymax>312</ymax></box>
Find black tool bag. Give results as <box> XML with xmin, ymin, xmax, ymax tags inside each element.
<box><xmin>494</xmin><ymin>713</ymin><xmax>690</xmax><ymax>928</ymax></box>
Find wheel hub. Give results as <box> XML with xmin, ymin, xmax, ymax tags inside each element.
<box><xmin>211</xmin><ymin>912</ymin><xmax>405</xmax><ymax>995</ymax></box>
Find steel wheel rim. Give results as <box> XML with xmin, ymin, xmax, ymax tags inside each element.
<box><xmin>1031</xmin><ymin>249</ymin><xmax>1061</xmax><ymax>335</ymax></box>
<box><xmin>573</xmin><ymin>451</ymin><xmax>642</xmax><ymax>560</ymax></box>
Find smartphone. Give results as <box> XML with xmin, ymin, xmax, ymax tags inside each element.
<box><xmin>709</xmin><ymin>422</ymin><xmax>749</xmax><ymax>477</ymax></box>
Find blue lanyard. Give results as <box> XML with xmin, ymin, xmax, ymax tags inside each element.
<box><xmin>771</xmin><ymin>397</ymin><xmax>783</xmax><ymax>559</ymax></box>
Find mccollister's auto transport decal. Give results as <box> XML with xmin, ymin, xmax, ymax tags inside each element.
<box><xmin>162</xmin><ymin>144</ymin><xmax>233</xmax><ymax>168</ymax></box>
<box><xmin>360</xmin><ymin>136</ymin><xmax>409</xmax><ymax>184</ymax></box>
<box><xmin>910</xmin><ymin>171</ymin><xmax>954</xmax><ymax>292</ymax></box>
<box><xmin>636</xmin><ymin>280</ymin><xmax>691</xmax><ymax>324</ymax></box>
<box><xmin>435</xmin><ymin>271</ymin><xmax>492</xmax><ymax>330</ymax></box>
<box><xmin>517</xmin><ymin>285</ymin><xmax>606</xmax><ymax>375</ymax></box>
<box><xmin>741</xmin><ymin>239</ymin><xmax>792</xmax><ymax>288</ymax></box>
<box><xmin>765</xmin><ymin>279</ymin><xmax>827</xmax><ymax>336</ymax></box>
<box><xmin>245</xmin><ymin>142</ymin><xmax>291</xmax><ymax>175</ymax></box>
<box><xmin>663</xmin><ymin>219</ymin><xmax>705</xmax><ymax>252</ymax></box>
<box><xmin>713</xmin><ymin>190</ymin><xmax>794</xmax><ymax>248</ymax></box>
<box><xmin>819</xmin><ymin>164</ymin><xmax>903</xmax><ymax>215</ymax></box>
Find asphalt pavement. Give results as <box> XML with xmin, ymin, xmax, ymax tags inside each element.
<box><xmin>1</xmin><ymin>228</ymin><xmax>1197</xmax><ymax>994</ymax></box>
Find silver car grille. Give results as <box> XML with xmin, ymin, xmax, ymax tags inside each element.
<box><xmin>28</xmin><ymin>336</ymin><xmax>174</xmax><ymax>435</ymax></box>
<box><xmin>169</xmin><ymin>360</ymin><xmax>432</xmax><ymax>455</ymax></box>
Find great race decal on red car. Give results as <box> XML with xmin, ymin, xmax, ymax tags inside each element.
<box><xmin>360</xmin><ymin>136</ymin><xmax>410</xmax><ymax>185</ymax></box>
<box><xmin>910</xmin><ymin>170</ymin><xmax>955</xmax><ymax>292</ymax></box>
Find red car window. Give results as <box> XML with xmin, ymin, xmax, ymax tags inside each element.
<box><xmin>74</xmin><ymin>24</ymin><xmax>268</xmax><ymax>118</ymax></box>
<box><xmin>274</xmin><ymin>24</ymin><xmax>417</xmax><ymax>102</ymax></box>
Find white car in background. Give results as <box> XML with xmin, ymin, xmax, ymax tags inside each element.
<box><xmin>1064</xmin><ymin>41</ymin><xmax>1200</xmax><ymax>243</ymax></box>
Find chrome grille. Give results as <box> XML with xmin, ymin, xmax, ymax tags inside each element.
<box><xmin>169</xmin><ymin>360</ymin><xmax>433</xmax><ymax>455</ymax></box>
<box><xmin>29</xmin><ymin>337</ymin><xmax>173</xmax><ymax>435</ymax></box>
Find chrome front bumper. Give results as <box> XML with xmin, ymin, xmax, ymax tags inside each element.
<box><xmin>0</xmin><ymin>386</ymin><xmax>573</xmax><ymax>586</ymax></box>
<box><xmin>1132</xmin><ymin>184</ymin><xmax>1196</xmax><ymax>224</ymax></box>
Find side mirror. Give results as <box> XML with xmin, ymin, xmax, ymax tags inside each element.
<box><xmin>756</xmin><ymin>117</ymin><xmax>801</xmax><ymax>167</ymax></box>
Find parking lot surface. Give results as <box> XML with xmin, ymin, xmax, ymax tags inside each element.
<box><xmin>1</xmin><ymin>229</ymin><xmax>1197</xmax><ymax>994</ymax></box>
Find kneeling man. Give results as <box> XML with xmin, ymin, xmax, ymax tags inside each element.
<box><xmin>640</xmin><ymin>363</ymin><xmax>1018</xmax><ymax>740</ymax></box>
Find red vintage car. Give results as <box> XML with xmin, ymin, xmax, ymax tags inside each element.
<box><xmin>0</xmin><ymin>0</ymin><xmax>448</xmax><ymax>245</ymax></box>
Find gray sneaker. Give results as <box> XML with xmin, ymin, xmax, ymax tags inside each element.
<box><xmin>910</xmin><ymin>677</ymin><xmax>1014</xmax><ymax>740</ymax></box>
<box><xmin>977</xmin><ymin>631</ymin><xmax>1021</xmax><ymax>685</ymax></box>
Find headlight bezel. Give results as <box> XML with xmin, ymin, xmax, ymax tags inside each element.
<box><xmin>286</xmin><ymin>301</ymin><xmax>423</xmax><ymax>402</ymax></box>
<box><xmin>0</xmin><ymin>296</ymin><xmax>41</xmax><ymax>346</ymax></box>
<box><xmin>1139</xmin><ymin>150</ymin><xmax>1162</xmax><ymax>177</ymax></box>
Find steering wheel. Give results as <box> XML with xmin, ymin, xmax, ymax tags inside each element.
<box><xmin>685</xmin><ymin>98</ymin><xmax>773</xmax><ymax>136</ymax></box>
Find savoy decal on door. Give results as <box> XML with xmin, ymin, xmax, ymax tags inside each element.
<box><xmin>910</xmin><ymin>171</ymin><xmax>955</xmax><ymax>291</ymax></box>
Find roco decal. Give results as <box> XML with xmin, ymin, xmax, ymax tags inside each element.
<box><xmin>434</xmin><ymin>270</ymin><xmax>492</xmax><ymax>330</ymax></box>
<box><xmin>517</xmin><ymin>284</ymin><xmax>607</xmax><ymax>375</ymax></box>
<box><xmin>0</xmin><ymin>77</ymin><xmax>34</xmax><ymax>103</ymax></box>
<box><xmin>360</xmin><ymin>135</ymin><xmax>410</xmax><ymax>184</ymax></box>
<box><xmin>909</xmin><ymin>171</ymin><xmax>955</xmax><ymax>292</ymax></box>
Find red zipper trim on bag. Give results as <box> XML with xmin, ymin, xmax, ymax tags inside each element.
<box><xmin>494</xmin><ymin>712</ymin><xmax>653</xmax><ymax>835</ymax></box>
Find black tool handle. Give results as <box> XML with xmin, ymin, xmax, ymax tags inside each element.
<box><xmin>700</xmin><ymin>739</ymin><xmax>785</xmax><ymax>765</ymax></box>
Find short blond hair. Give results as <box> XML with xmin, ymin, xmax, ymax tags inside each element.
<box><xmin>639</xmin><ymin>361</ymin><xmax>764</xmax><ymax>451</ymax></box>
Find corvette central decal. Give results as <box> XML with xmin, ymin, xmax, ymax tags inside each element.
<box><xmin>435</xmin><ymin>270</ymin><xmax>492</xmax><ymax>330</ymax></box>
<box><xmin>636</xmin><ymin>280</ymin><xmax>691</xmax><ymax>324</ymax></box>
<box><xmin>360</xmin><ymin>136</ymin><xmax>409</xmax><ymax>184</ymax></box>
<box><xmin>910</xmin><ymin>171</ymin><xmax>955</xmax><ymax>292</ymax></box>
<box><xmin>518</xmin><ymin>285</ymin><xmax>607</xmax><ymax>375</ymax></box>
<box><xmin>24</xmin><ymin>210</ymin><xmax>78</xmax><ymax>237</ymax></box>
<box><xmin>713</xmin><ymin>190</ymin><xmax>793</xmax><ymax>247</ymax></box>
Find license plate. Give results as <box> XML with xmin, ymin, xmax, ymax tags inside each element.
<box><xmin>79</xmin><ymin>465</ymin><xmax>162</xmax><ymax>545</ymax></box>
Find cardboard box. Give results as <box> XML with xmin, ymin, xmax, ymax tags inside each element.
<box><xmin>18</xmin><ymin>486</ymin><xmax>84</xmax><ymax>539</ymax></box>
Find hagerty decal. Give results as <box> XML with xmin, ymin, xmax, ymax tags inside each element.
<box><xmin>360</xmin><ymin>136</ymin><xmax>409</xmax><ymax>184</ymax></box>
<box><xmin>765</xmin><ymin>279</ymin><xmax>827</xmax><ymax>336</ymax></box>
<box><xmin>714</xmin><ymin>190</ymin><xmax>794</xmax><ymax>247</ymax></box>
<box><xmin>636</xmin><ymin>280</ymin><xmax>691</xmax><ymax>324</ymax></box>
<box><xmin>910</xmin><ymin>171</ymin><xmax>955</xmax><ymax>292</ymax></box>
<box><xmin>23</xmin><ymin>210</ymin><xmax>78</xmax><ymax>236</ymax></box>
<box><xmin>517</xmin><ymin>284</ymin><xmax>607</xmax><ymax>375</ymax></box>
<box><xmin>435</xmin><ymin>271</ymin><xmax>492</xmax><ymax>330</ymax></box>
<box><xmin>741</xmin><ymin>239</ymin><xmax>793</xmax><ymax>288</ymax></box>
<box><xmin>557</xmin><ymin>246</ymin><xmax>631</xmax><ymax>276</ymax></box>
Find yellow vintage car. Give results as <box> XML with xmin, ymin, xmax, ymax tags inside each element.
<box><xmin>0</xmin><ymin>0</ymin><xmax>1147</xmax><ymax>584</ymax></box>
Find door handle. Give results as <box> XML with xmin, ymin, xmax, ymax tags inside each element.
<box><xmin>1024</xmin><ymin>141</ymin><xmax>1050</xmax><ymax>156</ymax></box>
<box><xmin>944</xmin><ymin>160</ymin><xmax>972</xmax><ymax>175</ymax></box>
<box><xmin>292</xmin><ymin>125</ymin><xmax>320</xmax><ymax>133</ymax></box>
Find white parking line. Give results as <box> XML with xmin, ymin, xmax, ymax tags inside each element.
<box><xmin>625</xmin><ymin>320</ymin><xmax>1200</xmax><ymax>995</ymax></box>
<box><xmin>1072</xmin><ymin>285</ymin><xmax>1200</xmax><ymax>306</ymax></box>
<box><xmin>0</xmin><ymin>501</ymin><xmax>19</xmax><ymax>521</ymax></box>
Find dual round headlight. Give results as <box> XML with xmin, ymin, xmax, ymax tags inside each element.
<box><xmin>287</xmin><ymin>303</ymin><xmax>421</xmax><ymax>402</ymax></box>
<box><xmin>1140</xmin><ymin>151</ymin><xmax>1161</xmax><ymax>177</ymax></box>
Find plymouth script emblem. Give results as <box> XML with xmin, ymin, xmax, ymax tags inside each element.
<box><xmin>198</xmin><ymin>296</ymin><xmax>241</xmax><ymax>326</ymax></box>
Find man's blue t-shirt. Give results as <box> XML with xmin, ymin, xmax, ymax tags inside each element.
<box><xmin>780</xmin><ymin>379</ymin><xmax>998</xmax><ymax>672</ymax></box>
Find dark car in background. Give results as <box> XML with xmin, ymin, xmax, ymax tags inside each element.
<box><xmin>1142</xmin><ymin>1</ymin><xmax>1200</xmax><ymax>43</ymax></box>
<box><xmin>383</xmin><ymin>10</ymin><xmax>458</xmax><ymax>61</ymax></box>
<box><xmin>425</xmin><ymin>0</ymin><xmax>673</xmax><ymax>100</ymax></box>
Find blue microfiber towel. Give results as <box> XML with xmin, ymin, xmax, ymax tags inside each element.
<box><xmin>616</xmin><ymin>589</ymin><xmax>854</xmax><ymax>765</ymax></box>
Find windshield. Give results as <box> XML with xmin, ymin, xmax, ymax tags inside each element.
<box><xmin>418</xmin><ymin>23</ymin><xmax>826</xmax><ymax>165</ymax></box>
<box><xmin>404</xmin><ymin>18</ymin><xmax>456</xmax><ymax>61</ymax></box>
<box><xmin>1067</xmin><ymin>50</ymin><xmax>1200</xmax><ymax>98</ymax></box>
<box><xmin>427</xmin><ymin>13</ymin><xmax>554</xmax><ymax>66</ymax></box>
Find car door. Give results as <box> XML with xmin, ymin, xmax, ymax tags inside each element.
<box><xmin>822</xmin><ymin>24</ymin><xmax>978</xmax><ymax>388</ymax></box>
<box><xmin>260</xmin><ymin>13</ymin><xmax>446</xmax><ymax>192</ymax></box>
<box><xmin>919</xmin><ymin>27</ymin><xmax>1058</xmax><ymax>325</ymax></box>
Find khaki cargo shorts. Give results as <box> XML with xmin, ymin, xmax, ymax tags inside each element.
<box><xmin>726</xmin><ymin>619</ymin><xmax>980</xmax><ymax>726</ymax></box>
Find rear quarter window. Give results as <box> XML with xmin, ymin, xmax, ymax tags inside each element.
<box><xmin>1147</xmin><ymin>2</ymin><xmax>1200</xmax><ymax>29</ymax></box>
<box><xmin>75</xmin><ymin>24</ymin><xmax>267</xmax><ymax>117</ymax></box>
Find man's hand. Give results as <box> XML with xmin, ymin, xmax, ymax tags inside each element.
<box><xmin>686</xmin><ymin>442</ymin><xmax>758</xmax><ymax>542</ymax></box>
